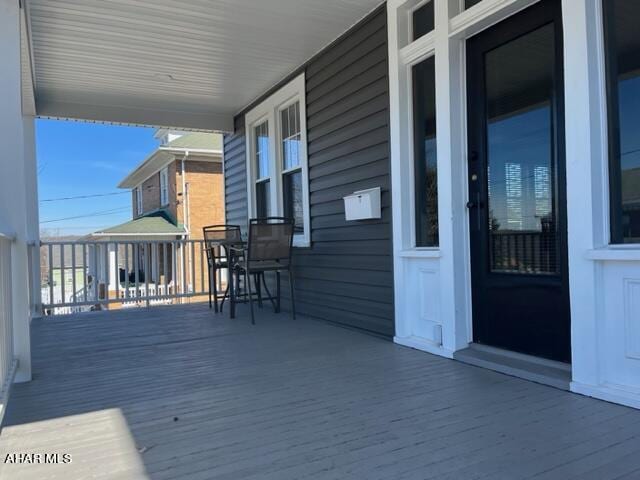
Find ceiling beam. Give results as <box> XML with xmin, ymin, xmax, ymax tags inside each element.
<box><xmin>35</xmin><ymin>100</ymin><xmax>234</xmax><ymax>133</ymax></box>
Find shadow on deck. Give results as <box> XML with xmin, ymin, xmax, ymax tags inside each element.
<box><xmin>1</xmin><ymin>303</ymin><xmax>639</xmax><ymax>479</ymax></box>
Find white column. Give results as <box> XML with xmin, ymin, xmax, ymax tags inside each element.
<box><xmin>561</xmin><ymin>0</ymin><xmax>606</xmax><ymax>390</ymax></box>
<box><xmin>0</xmin><ymin>0</ymin><xmax>34</xmax><ymax>382</ymax></box>
<box><xmin>434</xmin><ymin>0</ymin><xmax>472</xmax><ymax>351</ymax></box>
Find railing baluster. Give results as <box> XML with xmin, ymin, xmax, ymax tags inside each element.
<box><xmin>124</xmin><ymin>243</ymin><xmax>129</xmax><ymax>300</ymax></box>
<box><xmin>115</xmin><ymin>242</ymin><xmax>120</xmax><ymax>300</ymax></box>
<box><xmin>93</xmin><ymin>244</ymin><xmax>98</xmax><ymax>303</ymax></box>
<box><xmin>172</xmin><ymin>241</ymin><xmax>178</xmax><ymax>299</ymax></box>
<box><xmin>199</xmin><ymin>240</ymin><xmax>205</xmax><ymax>294</ymax></box>
<box><xmin>48</xmin><ymin>243</ymin><xmax>53</xmax><ymax>311</ymax></box>
<box><xmin>82</xmin><ymin>243</ymin><xmax>87</xmax><ymax>304</ymax></box>
<box><xmin>164</xmin><ymin>242</ymin><xmax>169</xmax><ymax>298</ymax></box>
<box><xmin>71</xmin><ymin>243</ymin><xmax>76</xmax><ymax>304</ymax></box>
<box><xmin>60</xmin><ymin>244</ymin><xmax>65</xmax><ymax>306</ymax></box>
<box><xmin>145</xmin><ymin>242</ymin><xmax>150</xmax><ymax>307</ymax></box>
<box><xmin>134</xmin><ymin>244</ymin><xmax>140</xmax><ymax>303</ymax></box>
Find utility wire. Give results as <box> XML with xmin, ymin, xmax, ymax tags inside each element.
<box><xmin>40</xmin><ymin>191</ymin><xmax>129</xmax><ymax>202</ymax></box>
<box><xmin>40</xmin><ymin>207</ymin><xmax>130</xmax><ymax>224</ymax></box>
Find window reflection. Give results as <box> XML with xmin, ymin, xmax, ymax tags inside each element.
<box><xmin>485</xmin><ymin>24</ymin><xmax>558</xmax><ymax>274</ymax></box>
<box><xmin>605</xmin><ymin>0</ymin><xmax>640</xmax><ymax>243</ymax></box>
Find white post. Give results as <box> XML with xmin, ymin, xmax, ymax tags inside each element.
<box><xmin>0</xmin><ymin>0</ymin><xmax>34</xmax><ymax>382</ymax></box>
<box><xmin>108</xmin><ymin>243</ymin><xmax>118</xmax><ymax>291</ymax></box>
<box><xmin>562</xmin><ymin>0</ymin><xmax>607</xmax><ymax>390</ymax></box>
<box><xmin>434</xmin><ymin>0</ymin><xmax>472</xmax><ymax>351</ymax></box>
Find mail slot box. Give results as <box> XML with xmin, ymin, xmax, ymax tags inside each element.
<box><xmin>343</xmin><ymin>187</ymin><xmax>381</xmax><ymax>221</ymax></box>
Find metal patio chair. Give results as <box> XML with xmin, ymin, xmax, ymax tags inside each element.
<box><xmin>229</xmin><ymin>217</ymin><xmax>296</xmax><ymax>324</ymax></box>
<box><xmin>203</xmin><ymin>224</ymin><xmax>242</xmax><ymax>312</ymax></box>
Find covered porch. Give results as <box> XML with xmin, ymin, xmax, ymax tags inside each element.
<box><xmin>2</xmin><ymin>304</ymin><xmax>640</xmax><ymax>480</ymax></box>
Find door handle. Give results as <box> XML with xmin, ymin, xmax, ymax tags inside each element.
<box><xmin>467</xmin><ymin>193</ymin><xmax>483</xmax><ymax>227</ymax></box>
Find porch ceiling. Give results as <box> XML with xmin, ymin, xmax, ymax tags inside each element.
<box><xmin>23</xmin><ymin>0</ymin><xmax>383</xmax><ymax>131</ymax></box>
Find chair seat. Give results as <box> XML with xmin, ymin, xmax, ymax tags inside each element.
<box><xmin>238</xmin><ymin>260</ymin><xmax>289</xmax><ymax>272</ymax></box>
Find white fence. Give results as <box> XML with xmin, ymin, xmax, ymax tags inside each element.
<box><xmin>41</xmin><ymin>239</ymin><xmax>223</xmax><ymax>315</ymax></box>
<box><xmin>0</xmin><ymin>232</ymin><xmax>18</xmax><ymax>422</ymax></box>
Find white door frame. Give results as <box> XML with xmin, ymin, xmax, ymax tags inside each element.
<box><xmin>387</xmin><ymin>0</ymin><xmax>640</xmax><ymax>409</ymax></box>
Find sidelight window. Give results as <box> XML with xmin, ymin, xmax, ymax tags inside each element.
<box><xmin>603</xmin><ymin>0</ymin><xmax>640</xmax><ymax>243</ymax></box>
<box><xmin>412</xmin><ymin>56</ymin><xmax>438</xmax><ymax>247</ymax></box>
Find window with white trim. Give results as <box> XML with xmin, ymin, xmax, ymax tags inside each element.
<box><xmin>245</xmin><ymin>73</ymin><xmax>310</xmax><ymax>246</ymax></box>
<box><xmin>160</xmin><ymin>167</ymin><xmax>169</xmax><ymax>206</ymax></box>
<box><xmin>136</xmin><ymin>185</ymin><xmax>143</xmax><ymax>216</ymax></box>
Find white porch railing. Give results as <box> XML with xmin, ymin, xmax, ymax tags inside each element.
<box><xmin>0</xmin><ymin>232</ymin><xmax>19</xmax><ymax>424</ymax></box>
<box><xmin>40</xmin><ymin>239</ymin><xmax>224</xmax><ymax>315</ymax></box>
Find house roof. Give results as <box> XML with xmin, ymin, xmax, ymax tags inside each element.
<box><xmin>163</xmin><ymin>132</ymin><xmax>223</xmax><ymax>151</ymax></box>
<box><xmin>118</xmin><ymin>132</ymin><xmax>222</xmax><ymax>189</ymax></box>
<box><xmin>91</xmin><ymin>210</ymin><xmax>186</xmax><ymax>237</ymax></box>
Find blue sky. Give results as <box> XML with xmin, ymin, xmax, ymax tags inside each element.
<box><xmin>37</xmin><ymin>119</ymin><xmax>160</xmax><ymax>236</ymax></box>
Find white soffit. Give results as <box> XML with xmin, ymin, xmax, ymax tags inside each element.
<box><xmin>25</xmin><ymin>0</ymin><xmax>382</xmax><ymax>132</ymax></box>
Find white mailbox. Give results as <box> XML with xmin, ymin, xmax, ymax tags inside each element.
<box><xmin>343</xmin><ymin>187</ymin><xmax>381</xmax><ymax>221</ymax></box>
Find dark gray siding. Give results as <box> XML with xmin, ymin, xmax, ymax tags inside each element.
<box><xmin>223</xmin><ymin>7</ymin><xmax>393</xmax><ymax>336</ymax></box>
<box><xmin>224</xmin><ymin>115</ymin><xmax>248</xmax><ymax>232</ymax></box>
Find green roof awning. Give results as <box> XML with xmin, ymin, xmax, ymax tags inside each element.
<box><xmin>92</xmin><ymin>210</ymin><xmax>185</xmax><ymax>236</ymax></box>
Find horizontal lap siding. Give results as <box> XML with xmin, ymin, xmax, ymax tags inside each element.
<box><xmin>224</xmin><ymin>116</ymin><xmax>248</xmax><ymax>233</ymax></box>
<box><xmin>223</xmin><ymin>7</ymin><xmax>394</xmax><ymax>337</ymax></box>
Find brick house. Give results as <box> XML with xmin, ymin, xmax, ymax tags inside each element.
<box><xmin>88</xmin><ymin>130</ymin><xmax>224</xmax><ymax>303</ymax></box>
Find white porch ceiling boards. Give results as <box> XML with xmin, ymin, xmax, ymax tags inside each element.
<box><xmin>25</xmin><ymin>0</ymin><xmax>382</xmax><ymax>131</ymax></box>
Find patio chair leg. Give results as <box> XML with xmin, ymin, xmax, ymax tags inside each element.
<box><xmin>255</xmin><ymin>273</ymin><xmax>263</xmax><ymax>308</ymax></box>
<box><xmin>245</xmin><ymin>269</ymin><xmax>255</xmax><ymax>325</ymax></box>
<box><xmin>212</xmin><ymin>265</ymin><xmax>219</xmax><ymax>313</ymax></box>
<box><xmin>230</xmin><ymin>268</ymin><xmax>236</xmax><ymax>319</ymax></box>
<box><xmin>220</xmin><ymin>283</ymin><xmax>229</xmax><ymax>313</ymax></box>
<box><xmin>276</xmin><ymin>271</ymin><xmax>281</xmax><ymax>313</ymax></box>
<box><xmin>260</xmin><ymin>273</ymin><xmax>277</xmax><ymax>311</ymax></box>
<box><xmin>288</xmin><ymin>269</ymin><xmax>296</xmax><ymax>320</ymax></box>
<box><xmin>207</xmin><ymin>264</ymin><xmax>212</xmax><ymax>310</ymax></box>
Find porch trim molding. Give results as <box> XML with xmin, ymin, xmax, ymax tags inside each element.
<box><xmin>571</xmin><ymin>381</ymin><xmax>640</xmax><ymax>410</ymax></box>
<box><xmin>37</xmin><ymin>101</ymin><xmax>234</xmax><ymax>133</ymax></box>
<box><xmin>394</xmin><ymin>335</ymin><xmax>455</xmax><ymax>359</ymax></box>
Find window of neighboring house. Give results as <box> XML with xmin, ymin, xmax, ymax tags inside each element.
<box><xmin>604</xmin><ymin>0</ymin><xmax>640</xmax><ymax>244</ymax></box>
<box><xmin>160</xmin><ymin>167</ymin><xmax>169</xmax><ymax>206</ymax></box>
<box><xmin>245</xmin><ymin>73</ymin><xmax>310</xmax><ymax>246</ymax></box>
<box><xmin>136</xmin><ymin>185</ymin><xmax>143</xmax><ymax>216</ymax></box>
<box><xmin>413</xmin><ymin>56</ymin><xmax>438</xmax><ymax>247</ymax></box>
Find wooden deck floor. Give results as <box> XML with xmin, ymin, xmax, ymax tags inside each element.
<box><xmin>1</xmin><ymin>303</ymin><xmax>639</xmax><ymax>480</ymax></box>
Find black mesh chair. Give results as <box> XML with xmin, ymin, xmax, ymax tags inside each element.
<box><xmin>230</xmin><ymin>217</ymin><xmax>296</xmax><ymax>324</ymax></box>
<box><xmin>203</xmin><ymin>225</ymin><xmax>242</xmax><ymax>312</ymax></box>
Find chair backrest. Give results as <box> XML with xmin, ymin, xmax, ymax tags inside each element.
<box><xmin>203</xmin><ymin>225</ymin><xmax>242</xmax><ymax>262</ymax></box>
<box><xmin>247</xmin><ymin>217</ymin><xmax>294</xmax><ymax>263</ymax></box>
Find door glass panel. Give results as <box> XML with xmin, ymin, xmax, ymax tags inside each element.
<box><xmin>485</xmin><ymin>24</ymin><xmax>558</xmax><ymax>274</ymax></box>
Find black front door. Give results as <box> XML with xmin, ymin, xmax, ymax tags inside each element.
<box><xmin>466</xmin><ymin>0</ymin><xmax>570</xmax><ymax>363</ymax></box>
